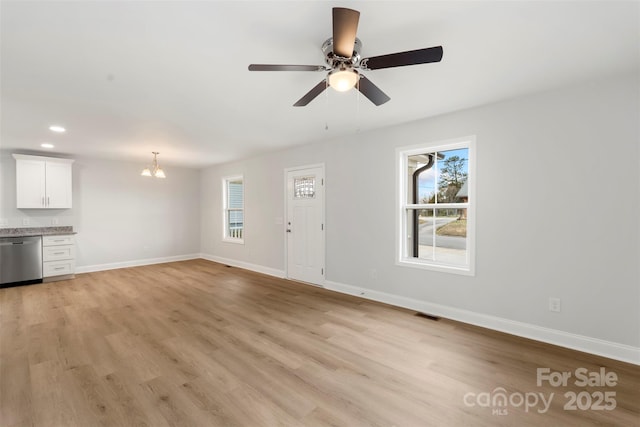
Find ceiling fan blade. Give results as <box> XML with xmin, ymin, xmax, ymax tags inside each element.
<box><xmin>293</xmin><ymin>80</ymin><xmax>328</xmax><ymax>107</ymax></box>
<box><xmin>249</xmin><ymin>64</ymin><xmax>326</xmax><ymax>72</ymax></box>
<box><xmin>361</xmin><ymin>46</ymin><xmax>443</xmax><ymax>70</ymax></box>
<box><xmin>357</xmin><ymin>75</ymin><xmax>390</xmax><ymax>106</ymax></box>
<box><xmin>333</xmin><ymin>7</ymin><xmax>360</xmax><ymax>58</ymax></box>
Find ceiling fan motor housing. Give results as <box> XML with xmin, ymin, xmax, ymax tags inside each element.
<box><xmin>322</xmin><ymin>37</ymin><xmax>362</xmax><ymax>69</ymax></box>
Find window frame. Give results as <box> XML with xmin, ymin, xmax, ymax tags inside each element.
<box><xmin>222</xmin><ymin>174</ymin><xmax>244</xmax><ymax>244</ymax></box>
<box><xmin>396</xmin><ymin>136</ymin><xmax>476</xmax><ymax>276</ymax></box>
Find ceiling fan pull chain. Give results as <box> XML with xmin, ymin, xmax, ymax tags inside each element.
<box><xmin>356</xmin><ymin>78</ymin><xmax>361</xmax><ymax>132</ymax></box>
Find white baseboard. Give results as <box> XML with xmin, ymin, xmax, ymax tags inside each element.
<box><xmin>324</xmin><ymin>280</ymin><xmax>640</xmax><ymax>366</ymax></box>
<box><xmin>75</xmin><ymin>253</ymin><xmax>201</xmax><ymax>274</ymax></box>
<box><xmin>199</xmin><ymin>253</ymin><xmax>285</xmax><ymax>279</ymax></box>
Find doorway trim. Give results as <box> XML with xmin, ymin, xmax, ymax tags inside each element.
<box><xmin>283</xmin><ymin>163</ymin><xmax>325</xmax><ymax>286</ymax></box>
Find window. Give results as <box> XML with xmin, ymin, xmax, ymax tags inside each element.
<box><xmin>223</xmin><ymin>175</ymin><xmax>244</xmax><ymax>243</ymax></box>
<box><xmin>294</xmin><ymin>176</ymin><xmax>316</xmax><ymax>199</ymax></box>
<box><xmin>397</xmin><ymin>137</ymin><xmax>475</xmax><ymax>275</ymax></box>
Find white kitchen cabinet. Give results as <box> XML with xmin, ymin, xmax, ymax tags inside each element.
<box><xmin>13</xmin><ymin>154</ymin><xmax>74</xmax><ymax>209</ymax></box>
<box><xmin>42</xmin><ymin>234</ymin><xmax>76</xmax><ymax>281</ymax></box>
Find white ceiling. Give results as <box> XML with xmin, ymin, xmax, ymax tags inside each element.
<box><xmin>1</xmin><ymin>1</ymin><xmax>638</xmax><ymax>168</ymax></box>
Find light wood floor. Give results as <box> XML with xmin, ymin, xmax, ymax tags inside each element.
<box><xmin>1</xmin><ymin>259</ymin><xmax>638</xmax><ymax>426</ymax></box>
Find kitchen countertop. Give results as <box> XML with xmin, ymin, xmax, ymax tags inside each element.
<box><xmin>0</xmin><ymin>226</ymin><xmax>76</xmax><ymax>238</ymax></box>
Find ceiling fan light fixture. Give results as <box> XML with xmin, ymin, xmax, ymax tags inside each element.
<box><xmin>328</xmin><ymin>68</ymin><xmax>359</xmax><ymax>92</ymax></box>
<box><xmin>248</xmin><ymin>7</ymin><xmax>443</xmax><ymax>106</ymax></box>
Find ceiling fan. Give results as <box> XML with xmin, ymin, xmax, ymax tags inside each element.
<box><xmin>248</xmin><ymin>7</ymin><xmax>443</xmax><ymax>107</ymax></box>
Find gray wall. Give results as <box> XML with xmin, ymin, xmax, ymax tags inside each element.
<box><xmin>0</xmin><ymin>154</ymin><xmax>201</xmax><ymax>269</ymax></box>
<box><xmin>200</xmin><ymin>72</ymin><xmax>639</xmax><ymax>350</ymax></box>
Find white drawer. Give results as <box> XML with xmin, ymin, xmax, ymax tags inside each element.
<box><xmin>43</xmin><ymin>260</ymin><xmax>75</xmax><ymax>277</ymax></box>
<box><xmin>43</xmin><ymin>235</ymin><xmax>75</xmax><ymax>246</ymax></box>
<box><xmin>43</xmin><ymin>245</ymin><xmax>75</xmax><ymax>261</ymax></box>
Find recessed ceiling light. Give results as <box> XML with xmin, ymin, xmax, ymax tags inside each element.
<box><xmin>49</xmin><ymin>125</ymin><xmax>66</xmax><ymax>133</ymax></box>
<box><xmin>41</xmin><ymin>143</ymin><xmax>55</xmax><ymax>148</ymax></box>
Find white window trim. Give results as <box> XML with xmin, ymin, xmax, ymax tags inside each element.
<box><xmin>222</xmin><ymin>174</ymin><xmax>244</xmax><ymax>244</ymax></box>
<box><xmin>396</xmin><ymin>136</ymin><xmax>476</xmax><ymax>276</ymax></box>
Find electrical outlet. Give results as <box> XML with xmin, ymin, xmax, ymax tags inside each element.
<box><xmin>51</xmin><ymin>218</ymin><xmax>59</xmax><ymax>225</ymax></box>
<box><xmin>0</xmin><ymin>218</ymin><xmax>8</xmax><ymax>227</ymax></box>
<box><xmin>548</xmin><ymin>297</ymin><xmax>561</xmax><ymax>313</ymax></box>
<box><xmin>22</xmin><ymin>218</ymin><xmax>30</xmax><ymax>226</ymax></box>
<box><xmin>370</xmin><ymin>268</ymin><xmax>378</xmax><ymax>279</ymax></box>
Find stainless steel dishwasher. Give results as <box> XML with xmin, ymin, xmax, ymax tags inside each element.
<box><xmin>0</xmin><ymin>235</ymin><xmax>43</xmax><ymax>285</ymax></box>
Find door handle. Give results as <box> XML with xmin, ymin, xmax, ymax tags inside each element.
<box><xmin>286</xmin><ymin>229</ymin><xmax>291</xmax><ymax>233</ymax></box>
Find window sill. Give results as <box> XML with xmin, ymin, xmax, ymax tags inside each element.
<box><xmin>223</xmin><ymin>238</ymin><xmax>244</xmax><ymax>245</ymax></box>
<box><xmin>396</xmin><ymin>258</ymin><xmax>474</xmax><ymax>276</ymax></box>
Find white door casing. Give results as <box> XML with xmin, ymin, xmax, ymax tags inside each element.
<box><xmin>285</xmin><ymin>165</ymin><xmax>325</xmax><ymax>286</ymax></box>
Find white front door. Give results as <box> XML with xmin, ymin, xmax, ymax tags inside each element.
<box><xmin>286</xmin><ymin>165</ymin><xmax>325</xmax><ymax>285</ymax></box>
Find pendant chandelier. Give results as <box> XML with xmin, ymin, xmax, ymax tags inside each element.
<box><xmin>141</xmin><ymin>151</ymin><xmax>166</xmax><ymax>178</ymax></box>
